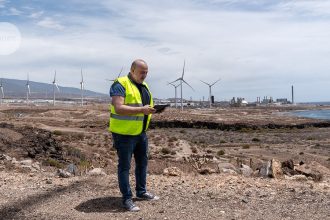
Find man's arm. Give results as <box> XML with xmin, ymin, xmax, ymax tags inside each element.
<box><xmin>112</xmin><ymin>96</ymin><xmax>156</xmax><ymax>115</ymax></box>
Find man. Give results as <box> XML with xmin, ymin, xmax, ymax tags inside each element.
<box><xmin>109</xmin><ymin>59</ymin><xmax>159</xmax><ymax>212</ymax></box>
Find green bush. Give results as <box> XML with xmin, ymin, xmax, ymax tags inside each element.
<box><xmin>53</xmin><ymin>130</ymin><xmax>63</xmax><ymax>135</ymax></box>
<box><xmin>217</xmin><ymin>150</ymin><xmax>225</xmax><ymax>156</ymax></box>
<box><xmin>242</xmin><ymin>144</ymin><xmax>250</xmax><ymax>149</ymax></box>
<box><xmin>79</xmin><ymin>159</ymin><xmax>91</xmax><ymax>169</ymax></box>
<box><xmin>45</xmin><ymin>158</ymin><xmax>64</xmax><ymax>168</ymax></box>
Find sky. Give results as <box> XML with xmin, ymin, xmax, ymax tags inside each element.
<box><xmin>0</xmin><ymin>0</ymin><xmax>330</xmax><ymax>102</ymax></box>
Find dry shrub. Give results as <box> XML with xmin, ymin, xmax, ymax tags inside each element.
<box><xmin>191</xmin><ymin>146</ymin><xmax>198</xmax><ymax>153</ymax></box>
<box><xmin>242</xmin><ymin>144</ymin><xmax>250</xmax><ymax>149</ymax></box>
<box><xmin>217</xmin><ymin>150</ymin><xmax>225</xmax><ymax>156</ymax></box>
<box><xmin>161</xmin><ymin>147</ymin><xmax>171</xmax><ymax>154</ymax></box>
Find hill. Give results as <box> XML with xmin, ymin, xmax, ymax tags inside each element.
<box><xmin>0</xmin><ymin>78</ymin><xmax>108</xmax><ymax>99</ymax></box>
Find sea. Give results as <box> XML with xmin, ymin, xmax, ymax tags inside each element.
<box><xmin>290</xmin><ymin>102</ymin><xmax>330</xmax><ymax>120</ymax></box>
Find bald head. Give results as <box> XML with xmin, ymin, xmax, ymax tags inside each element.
<box><xmin>130</xmin><ymin>59</ymin><xmax>148</xmax><ymax>84</ymax></box>
<box><xmin>130</xmin><ymin>59</ymin><xmax>148</xmax><ymax>72</ymax></box>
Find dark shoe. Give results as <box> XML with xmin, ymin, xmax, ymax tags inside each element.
<box><xmin>123</xmin><ymin>199</ymin><xmax>140</xmax><ymax>212</ymax></box>
<box><xmin>137</xmin><ymin>192</ymin><xmax>160</xmax><ymax>201</ymax></box>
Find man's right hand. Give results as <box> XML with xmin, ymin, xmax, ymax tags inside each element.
<box><xmin>141</xmin><ymin>105</ymin><xmax>156</xmax><ymax>115</ymax></box>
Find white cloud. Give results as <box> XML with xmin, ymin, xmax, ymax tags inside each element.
<box><xmin>1</xmin><ymin>0</ymin><xmax>330</xmax><ymax>102</ymax></box>
<box><xmin>276</xmin><ymin>0</ymin><xmax>330</xmax><ymax>17</ymax></box>
<box><xmin>0</xmin><ymin>0</ymin><xmax>6</xmax><ymax>8</ymax></box>
<box><xmin>8</xmin><ymin>7</ymin><xmax>22</xmax><ymax>15</ymax></box>
<box><xmin>37</xmin><ymin>17</ymin><xmax>64</xmax><ymax>30</ymax></box>
<box><xmin>29</xmin><ymin>10</ymin><xmax>44</xmax><ymax>19</ymax></box>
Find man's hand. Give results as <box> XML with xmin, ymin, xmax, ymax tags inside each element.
<box><xmin>141</xmin><ymin>105</ymin><xmax>156</xmax><ymax>115</ymax></box>
<box><xmin>112</xmin><ymin>96</ymin><xmax>156</xmax><ymax>115</ymax></box>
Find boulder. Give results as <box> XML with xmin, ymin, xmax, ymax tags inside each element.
<box><xmin>88</xmin><ymin>168</ymin><xmax>106</xmax><ymax>176</ymax></box>
<box><xmin>221</xmin><ymin>168</ymin><xmax>237</xmax><ymax>175</ymax></box>
<box><xmin>239</xmin><ymin>164</ymin><xmax>253</xmax><ymax>177</ymax></box>
<box><xmin>57</xmin><ymin>169</ymin><xmax>72</xmax><ymax>178</ymax></box>
<box><xmin>258</xmin><ymin>161</ymin><xmax>272</xmax><ymax>177</ymax></box>
<box><xmin>217</xmin><ymin>163</ymin><xmax>238</xmax><ymax>173</ymax></box>
<box><xmin>295</xmin><ymin>161</ymin><xmax>329</xmax><ymax>181</ymax></box>
<box><xmin>20</xmin><ymin>159</ymin><xmax>33</xmax><ymax>166</ymax></box>
<box><xmin>285</xmin><ymin>174</ymin><xmax>308</xmax><ymax>181</ymax></box>
<box><xmin>270</xmin><ymin>159</ymin><xmax>283</xmax><ymax>179</ymax></box>
<box><xmin>163</xmin><ymin>167</ymin><xmax>182</xmax><ymax>176</ymax></box>
<box><xmin>66</xmin><ymin>164</ymin><xmax>78</xmax><ymax>176</ymax></box>
<box><xmin>0</xmin><ymin>154</ymin><xmax>12</xmax><ymax>161</ymax></box>
<box><xmin>31</xmin><ymin>162</ymin><xmax>41</xmax><ymax>171</ymax></box>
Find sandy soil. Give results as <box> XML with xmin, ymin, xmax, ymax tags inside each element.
<box><xmin>0</xmin><ymin>104</ymin><xmax>329</xmax><ymax>219</ymax></box>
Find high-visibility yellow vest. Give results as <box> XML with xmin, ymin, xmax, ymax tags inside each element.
<box><xmin>109</xmin><ymin>76</ymin><xmax>153</xmax><ymax>135</ymax></box>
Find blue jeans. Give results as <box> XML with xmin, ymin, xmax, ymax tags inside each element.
<box><xmin>112</xmin><ymin>132</ymin><xmax>148</xmax><ymax>201</ymax></box>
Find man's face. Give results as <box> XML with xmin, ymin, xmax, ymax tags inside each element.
<box><xmin>131</xmin><ymin>62</ymin><xmax>148</xmax><ymax>84</ymax></box>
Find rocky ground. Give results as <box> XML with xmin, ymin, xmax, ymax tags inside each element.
<box><xmin>0</xmin><ymin>104</ymin><xmax>329</xmax><ymax>220</ymax></box>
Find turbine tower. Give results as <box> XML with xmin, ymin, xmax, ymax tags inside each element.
<box><xmin>106</xmin><ymin>67</ymin><xmax>123</xmax><ymax>82</ymax></box>
<box><xmin>168</xmin><ymin>81</ymin><xmax>180</xmax><ymax>108</ymax></box>
<box><xmin>26</xmin><ymin>73</ymin><xmax>31</xmax><ymax>105</ymax></box>
<box><xmin>0</xmin><ymin>78</ymin><xmax>4</xmax><ymax>105</ymax></box>
<box><xmin>169</xmin><ymin>60</ymin><xmax>194</xmax><ymax>111</ymax></box>
<box><xmin>200</xmin><ymin>78</ymin><xmax>221</xmax><ymax>108</ymax></box>
<box><xmin>52</xmin><ymin>71</ymin><xmax>60</xmax><ymax>106</ymax></box>
<box><xmin>80</xmin><ymin>68</ymin><xmax>84</xmax><ymax>106</ymax></box>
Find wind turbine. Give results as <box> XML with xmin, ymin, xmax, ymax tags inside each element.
<box><xmin>200</xmin><ymin>78</ymin><xmax>221</xmax><ymax>108</ymax></box>
<box><xmin>167</xmin><ymin>81</ymin><xmax>181</xmax><ymax>108</ymax></box>
<box><xmin>80</xmin><ymin>68</ymin><xmax>84</xmax><ymax>106</ymax></box>
<box><xmin>52</xmin><ymin>71</ymin><xmax>60</xmax><ymax>106</ymax></box>
<box><xmin>169</xmin><ymin>60</ymin><xmax>194</xmax><ymax>111</ymax></box>
<box><xmin>106</xmin><ymin>67</ymin><xmax>123</xmax><ymax>82</ymax></box>
<box><xmin>0</xmin><ymin>78</ymin><xmax>4</xmax><ymax>105</ymax></box>
<box><xmin>26</xmin><ymin>73</ymin><xmax>31</xmax><ymax>105</ymax></box>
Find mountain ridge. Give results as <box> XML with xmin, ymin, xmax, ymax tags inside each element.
<box><xmin>0</xmin><ymin>78</ymin><xmax>108</xmax><ymax>99</ymax></box>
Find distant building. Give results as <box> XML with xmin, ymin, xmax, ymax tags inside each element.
<box><xmin>262</xmin><ymin>96</ymin><xmax>273</xmax><ymax>104</ymax></box>
<box><xmin>230</xmin><ymin>97</ymin><xmax>248</xmax><ymax>107</ymax></box>
<box><xmin>276</xmin><ymin>98</ymin><xmax>290</xmax><ymax>104</ymax></box>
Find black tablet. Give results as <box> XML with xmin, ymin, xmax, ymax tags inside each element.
<box><xmin>153</xmin><ymin>104</ymin><xmax>169</xmax><ymax>113</ymax></box>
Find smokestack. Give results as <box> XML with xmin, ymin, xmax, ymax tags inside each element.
<box><xmin>291</xmin><ymin>85</ymin><xmax>294</xmax><ymax>104</ymax></box>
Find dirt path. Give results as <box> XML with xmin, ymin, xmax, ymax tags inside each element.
<box><xmin>0</xmin><ymin>171</ymin><xmax>329</xmax><ymax>220</ymax></box>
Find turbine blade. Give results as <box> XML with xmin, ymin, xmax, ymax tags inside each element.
<box><xmin>118</xmin><ymin>67</ymin><xmax>123</xmax><ymax>78</ymax></box>
<box><xmin>211</xmin><ymin>78</ymin><xmax>221</xmax><ymax>86</ymax></box>
<box><xmin>55</xmin><ymin>83</ymin><xmax>60</xmax><ymax>92</ymax></box>
<box><xmin>1</xmin><ymin>87</ymin><xmax>4</xmax><ymax>98</ymax></box>
<box><xmin>27</xmin><ymin>85</ymin><xmax>31</xmax><ymax>95</ymax></box>
<box><xmin>168</xmin><ymin>78</ymin><xmax>181</xmax><ymax>84</ymax></box>
<box><xmin>54</xmin><ymin>70</ymin><xmax>56</xmax><ymax>82</ymax></box>
<box><xmin>200</xmin><ymin>80</ymin><xmax>210</xmax><ymax>86</ymax></box>
<box><xmin>81</xmin><ymin>69</ymin><xmax>84</xmax><ymax>82</ymax></box>
<box><xmin>181</xmin><ymin>60</ymin><xmax>185</xmax><ymax>78</ymax></box>
<box><xmin>182</xmin><ymin>79</ymin><xmax>194</xmax><ymax>91</ymax></box>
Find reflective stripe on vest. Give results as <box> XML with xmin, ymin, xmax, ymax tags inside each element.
<box><xmin>109</xmin><ymin>76</ymin><xmax>153</xmax><ymax>135</ymax></box>
<box><xmin>110</xmin><ymin>113</ymin><xmax>144</xmax><ymax>121</ymax></box>
<box><xmin>126</xmin><ymin>103</ymin><xmax>143</xmax><ymax>107</ymax></box>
